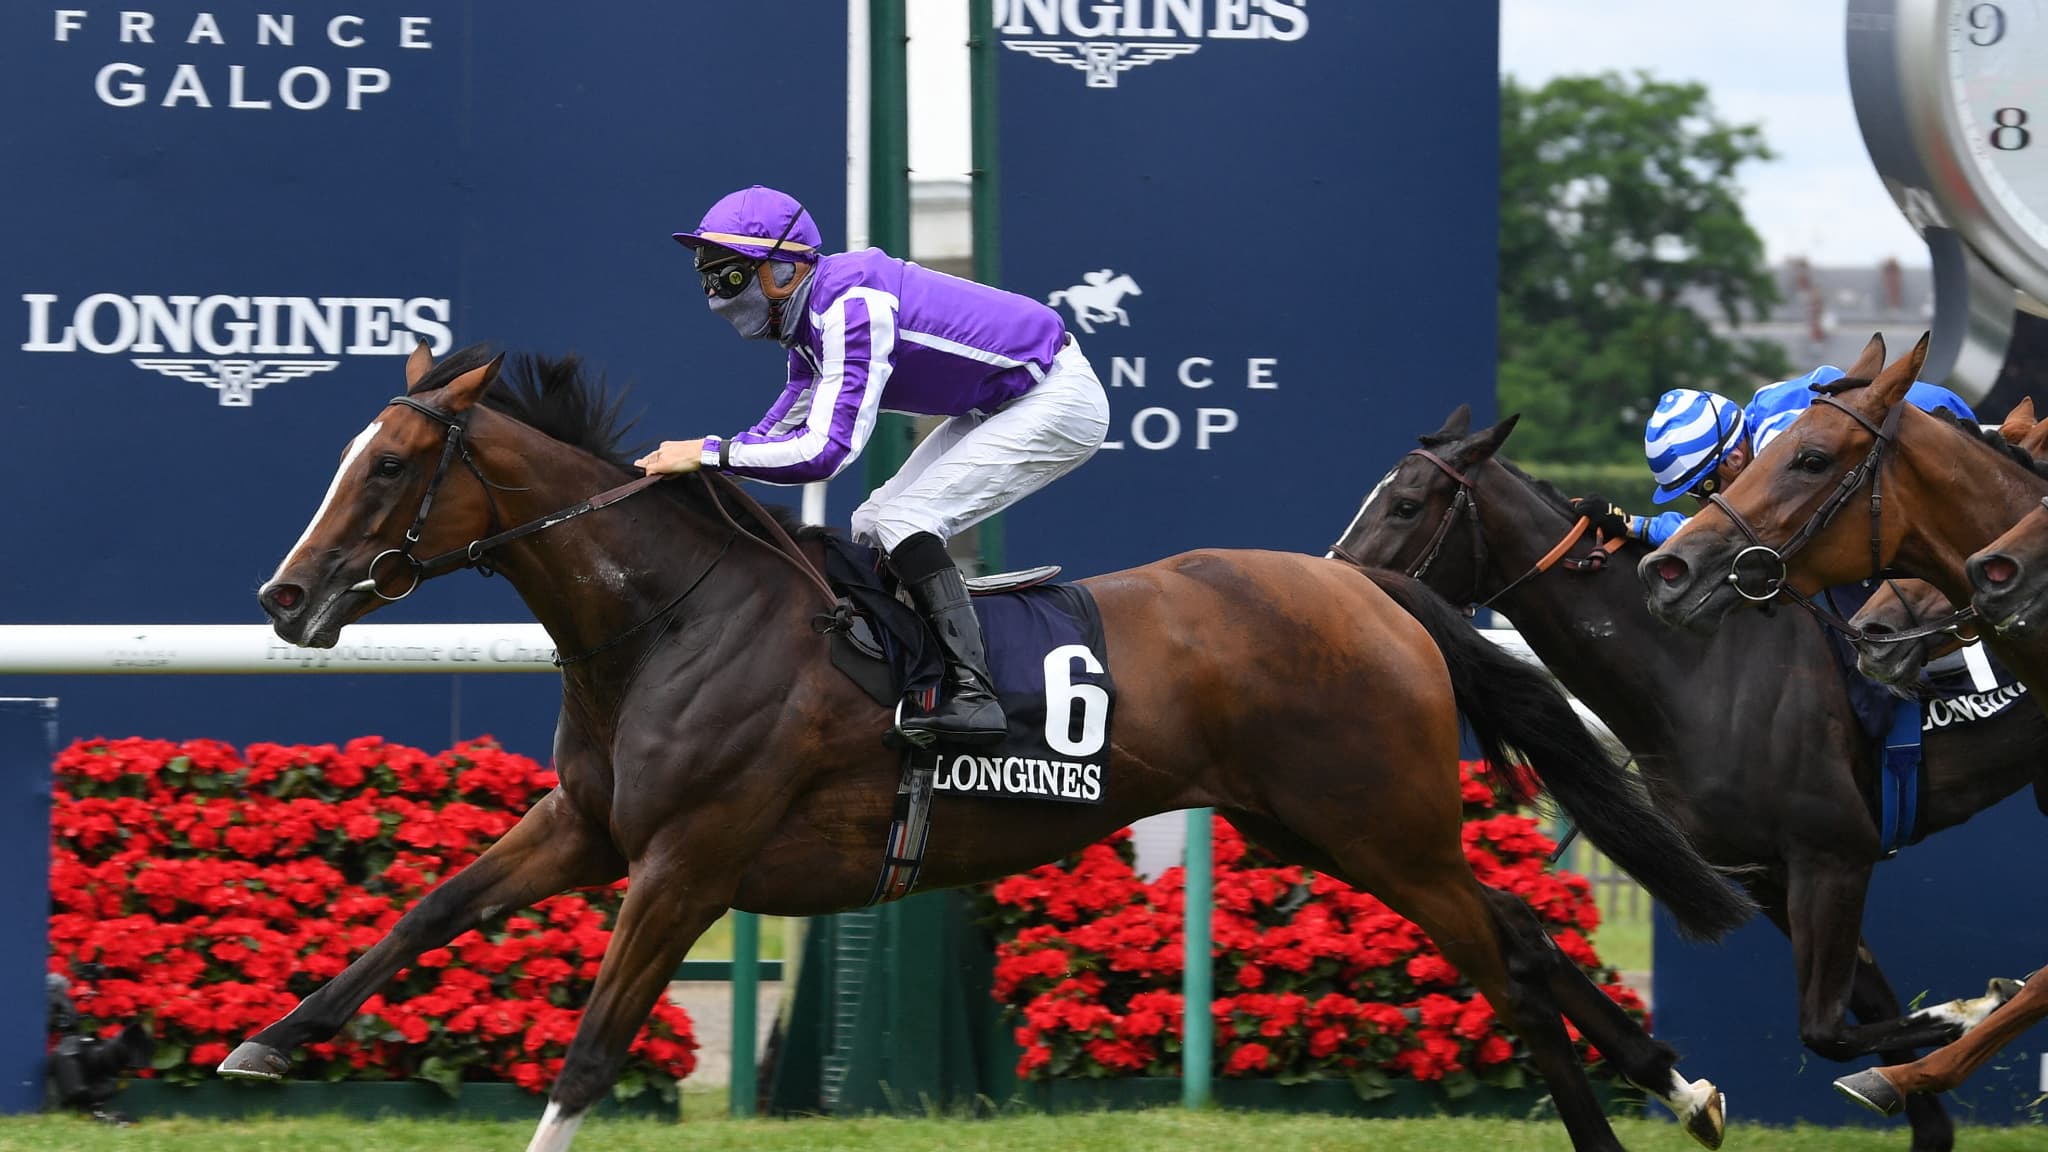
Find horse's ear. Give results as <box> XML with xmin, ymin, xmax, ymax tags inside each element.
<box><xmin>2019</xmin><ymin>415</ymin><xmax>2048</xmax><ymax>459</ymax></box>
<box><xmin>404</xmin><ymin>339</ymin><xmax>434</xmax><ymax>392</ymax></box>
<box><xmin>1845</xmin><ymin>332</ymin><xmax>1886</xmax><ymax>382</ymax></box>
<box><xmin>440</xmin><ymin>354</ymin><xmax>504</xmax><ymax>413</ymax></box>
<box><xmin>1871</xmin><ymin>331</ymin><xmax>1931</xmax><ymax>406</ymax></box>
<box><xmin>1458</xmin><ymin>413</ymin><xmax>1520</xmax><ymax>464</ymax></box>
<box><xmin>1433</xmin><ymin>404</ymin><xmax>1473</xmax><ymax>440</ymax></box>
<box><xmin>2000</xmin><ymin>396</ymin><xmax>2037</xmax><ymax>442</ymax></box>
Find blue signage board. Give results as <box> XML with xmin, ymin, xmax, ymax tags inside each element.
<box><xmin>993</xmin><ymin>0</ymin><xmax>1501</xmax><ymax>576</ymax></box>
<box><xmin>0</xmin><ymin>3</ymin><xmax>847</xmax><ymax>758</ymax></box>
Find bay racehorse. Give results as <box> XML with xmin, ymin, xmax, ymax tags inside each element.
<box><xmin>229</xmin><ymin>344</ymin><xmax>1754</xmax><ymax>1152</ymax></box>
<box><xmin>1328</xmin><ymin>405</ymin><xmax>2043</xmax><ymax>1152</ymax></box>
<box><xmin>1637</xmin><ymin>333</ymin><xmax>2043</xmax><ymax>1117</ymax></box>
<box><xmin>1848</xmin><ymin>400</ymin><xmax>2048</xmax><ymax>689</ymax></box>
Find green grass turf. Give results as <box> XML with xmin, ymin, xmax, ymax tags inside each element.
<box><xmin>3</xmin><ymin>1111</ymin><xmax>2044</xmax><ymax>1152</ymax></box>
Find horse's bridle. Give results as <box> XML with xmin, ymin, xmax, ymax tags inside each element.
<box><xmin>344</xmin><ymin>395</ymin><xmax>842</xmax><ymax>662</ymax></box>
<box><xmin>1695</xmin><ymin>391</ymin><xmax>1976</xmax><ymax>642</ymax></box>
<box><xmin>1327</xmin><ymin>448</ymin><xmax>1621</xmax><ymax>607</ymax></box>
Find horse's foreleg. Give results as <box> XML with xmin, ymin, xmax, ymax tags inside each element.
<box><xmin>1786</xmin><ymin>861</ymin><xmax>1995</xmax><ymax>1058</ymax></box>
<box><xmin>220</xmin><ymin>790</ymin><xmax>623</xmax><ymax>1079</ymax></box>
<box><xmin>528</xmin><ymin>847</ymin><xmax>731</xmax><ymax>1152</ymax></box>
<box><xmin>1837</xmin><ymin>970</ymin><xmax>2048</xmax><ymax>1117</ymax></box>
<box><xmin>1844</xmin><ymin>940</ymin><xmax>1956</xmax><ymax>1152</ymax></box>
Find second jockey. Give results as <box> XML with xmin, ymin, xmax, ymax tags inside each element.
<box><xmin>637</xmin><ymin>185</ymin><xmax>1111</xmax><ymax>745</ymax></box>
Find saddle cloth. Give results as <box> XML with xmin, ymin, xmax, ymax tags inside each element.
<box><xmin>820</xmin><ymin>536</ymin><xmax>1115</xmax><ymax>805</ymax></box>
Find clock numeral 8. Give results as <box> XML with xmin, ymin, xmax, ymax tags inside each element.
<box><xmin>1990</xmin><ymin>107</ymin><xmax>2031</xmax><ymax>152</ymax></box>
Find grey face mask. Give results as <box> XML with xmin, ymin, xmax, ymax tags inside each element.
<box><xmin>706</xmin><ymin>261</ymin><xmax>812</xmax><ymax>342</ymax></box>
<box><xmin>708</xmin><ymin>274</ymin><xmax>775</xmax><ymax>340</ymax></box>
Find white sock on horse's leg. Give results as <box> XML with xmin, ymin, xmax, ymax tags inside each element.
<box><xmin>525</xmin><ymin>1101</ymin><xmax>586</xmax><ymax>1152</ymax></box>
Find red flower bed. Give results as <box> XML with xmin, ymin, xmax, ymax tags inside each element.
<box><xmin>49</xmin><ymin>736</ymin><xmax>697</xmax><ymax>1102</ymax></box>
<box><xmin>981</xmin><ymin>761</ymin><xmax>1645</xmax><ymax>1098</ymax></box>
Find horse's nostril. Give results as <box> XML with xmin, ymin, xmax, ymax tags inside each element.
<box><xmin>1980</xmin><ymin>556</ymin><xmax>2019</xmax><ymax>588</ymax></box>
<box><xmin>1861</xmin><ymin>623</ymin><xmax>1894</xmax><ymax>637</ymax></box>
<box><xmin>1654</xmin><ymin>557</ymin><xmax>1688</xmax><ymax>585</ymax></box>
<box><xmin>266</xmin><ymin>584</ymin><xmax>303</xmax><ymax>612</ymax></box>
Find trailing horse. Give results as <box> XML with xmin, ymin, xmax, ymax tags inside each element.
<box><xmin>228</xmin><ymin>344</ymin><xmax>1753</xmax><ymax>1152</ymax></box>
<box><xmin>1639</xmin><ymin>333</ymin><xmax>2044</xmax><ymax>1119</ymax></box>
<box><xmin>1331</xmin><ymin>403</ymin><xmax>2044</xmax><ymax>1152</ymax></box>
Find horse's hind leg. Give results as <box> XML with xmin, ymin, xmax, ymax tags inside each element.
<box><xmin>1477</xmin><ymin>888</ymin><xmax>1725</xmax><ymax>1149</ymax></box>
<box><xmin>1837</xmin><ymin>969</ymin><xmax>2048</xmax><ymax>1117</ymax></box>
<box><xmin>1334</xmin><ymin>845</ymin><xmax>1628</xmax><ymax>1152</ymax></box>
<box><xmin>220</xmin><ymin>790</ymin><xmax>623</xmax><ymax>1079</ymax></box>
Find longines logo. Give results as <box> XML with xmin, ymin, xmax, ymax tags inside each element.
<box><xmin>998</xmin><ymin>0</ymin><xmax>1309</xmax><ymax>89</ymax></box>
<box><xmin>21</xmin><ymin>293</ymin><xmax>453</xmax><ymax>407</ymax></box>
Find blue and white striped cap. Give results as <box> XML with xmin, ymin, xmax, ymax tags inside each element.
<box><xmin>1645</xmin><ymin>389</ymin><xmax>1746</xmax><ymax>504</ymax></box>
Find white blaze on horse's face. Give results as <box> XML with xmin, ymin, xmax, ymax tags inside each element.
<box><xmin>265</xmin><ymin>420</ymin><xmax>383</xmax><ymax>587</ymax></box>
<box><xmin>1327</xmin><ymin>466</ymin><xmax>1400</xmax><ymax>559</ymax></box>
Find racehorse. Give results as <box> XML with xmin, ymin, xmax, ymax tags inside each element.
<box><xmin>1328</xmin><ymin>405</ymin><xmax>2043</xmax><ymax>1152</ymax></box>
<box><xmin>1848</xmin><ymin>400</ymin><xmax>2048</xmax><ymax>689</ymax></box>
<box><xmin>228</xmin><ymin>344</ymin><xmax>1754</xmax><ymax>1152</ymax></box>
<box><xmin>1636</xmin><ymin>333</ymin><xmax>2045</xmax><ymax>1117</ymax></box>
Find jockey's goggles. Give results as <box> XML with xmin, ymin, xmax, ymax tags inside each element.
<box><xmin>695</xmin><ymin>206</ymin><xmax>808</xmax><ymax>300</ymax></box>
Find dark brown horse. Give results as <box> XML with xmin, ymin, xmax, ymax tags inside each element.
<box><xmin>1329</xmin><ymin>405</ymin><xmax>2044</xmax><ymax>1152</ymax></box>
<box><xmin>1638</xmin><ymin>333</ymin><xmax>2044</xmax><ymax>1117</ymax></box>
<box><xmin>227</xmin><ymin>345</ymin><xmax>1754</xmax><ymax>1152</ymax></box>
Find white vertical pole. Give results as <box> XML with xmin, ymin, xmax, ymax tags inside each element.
<box><xmin>807</xmin><ymin>0</ymin><xmax>873</xmax><ymax>530</ymax></box>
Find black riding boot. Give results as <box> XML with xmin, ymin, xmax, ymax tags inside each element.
<box><xmin>891</xmin><ymin>533</ymin><xmax>1007</xmax><ymax>745</ymax></box>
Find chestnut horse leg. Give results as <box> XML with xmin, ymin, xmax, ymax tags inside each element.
<box><xmin>221</xmin><ymin>787</ymin><xmax>624</xmax><ymax>1079</ymax></box>
<box><xmin>1836</xmin><ymin>972</ymin><xmax>2046</xmax><ymax>1117</ymax></box>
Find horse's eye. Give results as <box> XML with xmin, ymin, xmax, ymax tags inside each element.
<box><xmin>374</xmin><ymin>457</ymin><xmax>404</xmax><ymax>478</ymax></box>
<box><xmin>1793</xmin><ymin>451</ymin><xmax>1830</xmax><ymax>474</ymax></box>
<box><xmin>1391</xmin><ymin>499</ymin><xmax>1422</xmax><ymax>519</ymax></box>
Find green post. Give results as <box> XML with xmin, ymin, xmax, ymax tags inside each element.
<box><xmin>730</xmin><ymin>911</ymin><xmax>760</xmax><ymax>1117</ymax></box>
<box><xmin>967</xmin><ymin>0</ymin><xmax>1005</xmax><ymax>573</ymax></box>
<box><xmin>1183</xmin><ymin>808</ymin><xmax>1213</xmax><ymax>1108</ymax></box>
<box><xmin>866</xmin><ymin>0</ymin><xmax>915</xmax><ymax>488</ymax></box>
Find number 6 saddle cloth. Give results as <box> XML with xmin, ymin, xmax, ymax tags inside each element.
<box><xmin>819</xmin><ymin>535</ymin><xmax>1116</xmax><ymax>806</ymax></box>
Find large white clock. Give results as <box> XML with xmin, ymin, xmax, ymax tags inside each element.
<box><xmin>1850</xmin><ymin>0</ymin><xmax>2048</xmax><ymax>401</ymax></box>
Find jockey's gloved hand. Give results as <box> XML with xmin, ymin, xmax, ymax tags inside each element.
<box><xmin>1568</xmin><ymin>495</ymin><xmax>1630</xmax><ymax>539</ymax></box>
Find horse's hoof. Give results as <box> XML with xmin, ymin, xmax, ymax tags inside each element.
<box><xmin>1834</xmin><ymin>1068</ymin><xmax>1904</xmax><ymax>1116</ymax></box>
<box><xmin>1679</xmin><ymin>1080</ymin><xmax>1726</xmax><ymax>1150</ymax></box>
<box><xmin>217</xmin><ymin>1040</ymin><xmax>291</xmax><ymax>1081</ymax></box>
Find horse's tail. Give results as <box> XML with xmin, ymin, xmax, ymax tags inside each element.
<box><xmin>1364</xmin><ymin>567</ymin><xmax>1756</xmax><ymax>941</ymax></box>
<box><xmin>1046</xmin><ymin>290</ymin><xmax>1067</xmax><ymax>307</ymax></box>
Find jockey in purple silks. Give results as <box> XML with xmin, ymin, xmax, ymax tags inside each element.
<box><xmin>639</xmin><ymin>185</ymin><xmax>1110</xmax><ymax>745</ymax></box>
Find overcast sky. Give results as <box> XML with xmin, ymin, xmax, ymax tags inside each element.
<box><xmin>907</xmin><ymin>1</ymin><xmax>1924</xmax><ymax>269</ymax></box>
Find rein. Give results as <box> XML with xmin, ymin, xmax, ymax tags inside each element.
<box><xmin>353</xmin><ymin>395</ymin><xmax>845</xmax><ymax>660</ymax></box>
<box><xmin>1326</xmin><ymin>448</ymin><xmax>1624</xmax><ymax>607</ymax></box>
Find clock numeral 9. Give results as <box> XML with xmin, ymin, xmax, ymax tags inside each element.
<box><xmin>1990</xmin><ymin>107</ymin><xmax>2031</xmax><ymax>151</ymax></box>
<box><xmin>1968</xmin><ymin>2</ymin><xmax>2005</xmax><ymax>46</ymax></box>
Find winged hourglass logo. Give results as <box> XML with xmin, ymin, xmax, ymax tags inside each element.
<box><xmin>130</xmin><ymin>359</ymin><xmax>340</xmax><ymax>406</ymax></box>
<box><xmin>1002</xmin><ymin>42</ymin><xmax>1200</xmax><ymax>88</ymax></box>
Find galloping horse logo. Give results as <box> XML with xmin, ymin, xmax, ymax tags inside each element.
<box><xmin>1046</xmin><ymin>270</ymin><xmax>1141</xmax><ymax>335</ymax></box>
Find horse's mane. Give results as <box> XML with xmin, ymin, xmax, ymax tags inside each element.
<box><xmin>411</xmin><ymin>343</ymin><xmax>823</xmax><ymax>540</ymax></box>
<box><xmin>1493</xmin><ymin>458</ymin><xmax>1651</xmax><ymax>553</ymax></box>
<box><xmin>1925</xmin><ymin>406</ymin><xmax>2048</xmax><ymax>479</ymax></box>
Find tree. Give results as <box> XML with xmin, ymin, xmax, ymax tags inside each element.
<box><xmin>1499</xmin><ymin>72</ymin><xmax>1791</xmax><ymax>466</ymax></box>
